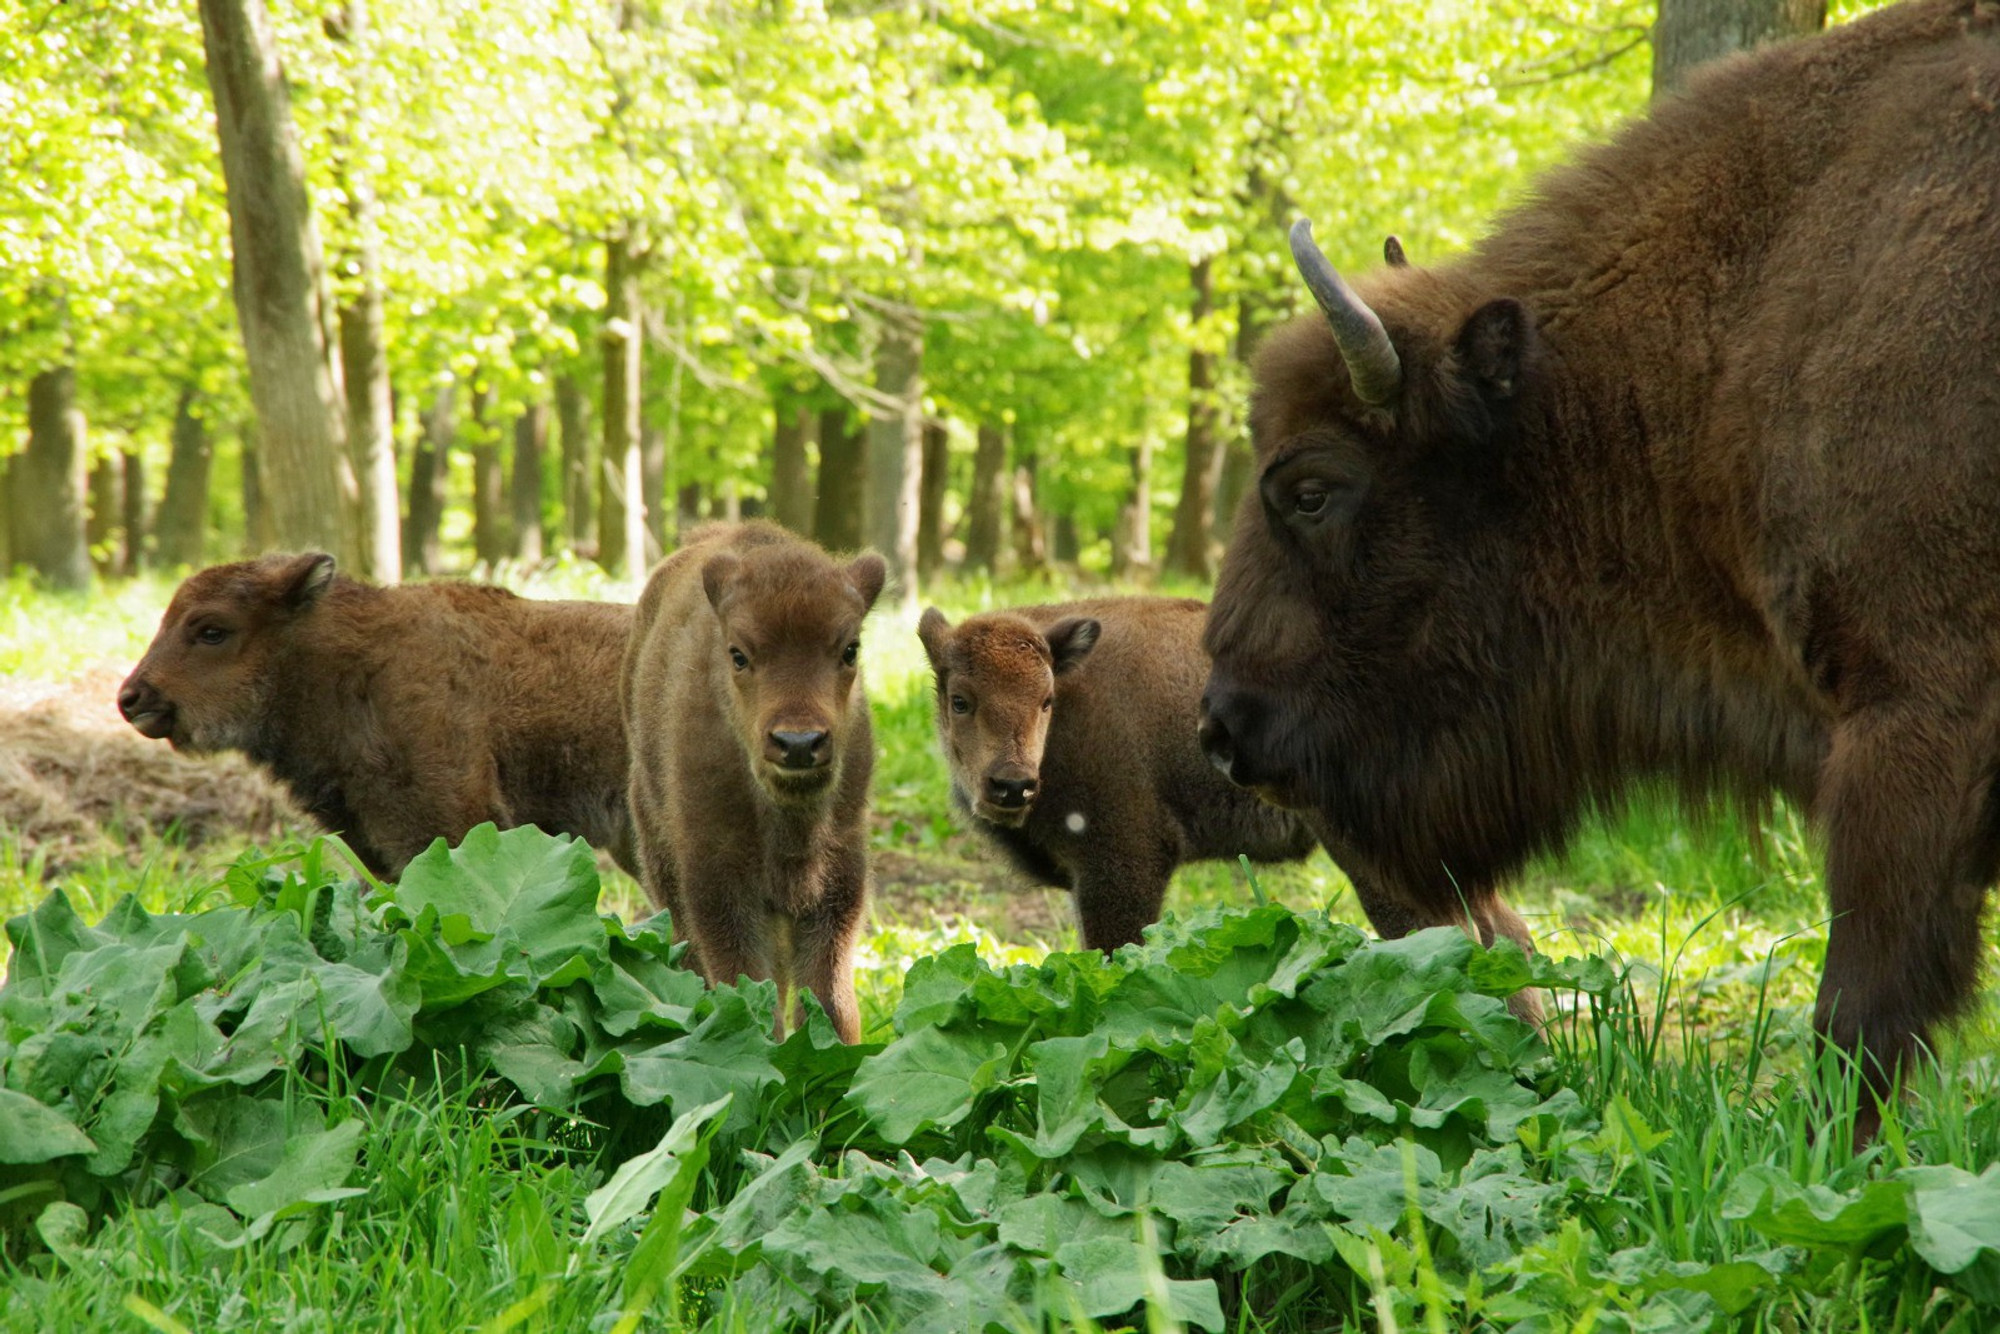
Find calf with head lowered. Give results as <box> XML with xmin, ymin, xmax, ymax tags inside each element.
<box><xmin>919</xmin><ymin>598</ymin><xmax>1315</xmax><ymax>952</ymax></box>
<box><xmin>118</xmin><ymin>552</ymin><xmax>635</xmax><ymax>879</ymax></box>
<box><xmin>623</xmin><ymin>521</ymin><xmax>885</xmax><ymax>1043</ymax></box>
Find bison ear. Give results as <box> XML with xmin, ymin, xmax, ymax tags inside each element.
<box><xmin>279</xmin><ymin>552</ymin><xmax>336</xmax><ymax>611</ymax></box>
<box><xmin>847</xmin><ymin>553</ymin><xmax>888</xmax><ymax>612</ymax></box>
<box><xmin>702</xmin><ymin>551</ymin><xmax>742</xmax><ymax>614</ymax></box>
<box><xmin>1044</xmin><ymin>617</ymin><xmax>1101</xmax><ymax>675</ymax></box>
<box><xmin>1454</xmin><ymin>298</ymin><xmax>1533</xmax><ymax>402</ymax></box>
<box><xmin>916</xmin><ymin>607</ymin><xmax>951</xmax><ymax>671</ymax></box>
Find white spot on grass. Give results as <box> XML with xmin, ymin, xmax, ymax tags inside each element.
<box><xmin>1064</xmin><ymin>811</ymin><xmax>1086</xmax><ymax>834</ymax></box>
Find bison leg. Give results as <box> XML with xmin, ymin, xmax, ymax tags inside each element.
<box><xmin>1816</xmin><ymin>703</ymin><xmax>1995</xmax><ymax>1139</ymax></box>
<box><xmin>789</xmin><ymin>844</ymin><xmax>868</xmax><ymax>1043</ymax></box>
<box><xmin>1072</xmin><ymin>844</ymin><xmax>1173</xmax><ymax>954</ymax></box>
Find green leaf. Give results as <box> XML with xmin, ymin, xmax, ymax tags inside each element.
<box><xmin>582</xmin><ymin>1095</ymin><xmax>731</xmax><ymax>1246</ymax></box>
<box><xmin>0</xmin><ymin>1088</ymin><xmax>95</xmax><ymax>1163</ymax></box>
<box><xmin>223</xmin><ymin>1119</ymin><xmax>367</xmax><ymax>1220</ymax></box>
<box><xmin>848</xmin><ymin>1026</ymin><xmax>1011</xmax><ymax>1144</ymax></box>
<box><xmin>391</xmin><ymin>823</ymin><xmax>608</xmax><ymax>986</ymax></box>
<box><xmin>1722</xmin><ymin>1166</ymin><xmax>1910</xmax><ymax>1250</ymax></box>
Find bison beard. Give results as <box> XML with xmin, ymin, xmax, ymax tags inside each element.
<box><xmin>1201</xmin><ymin>0</ymin><xmax>2000</xmax><ymax>1143</ymax></box>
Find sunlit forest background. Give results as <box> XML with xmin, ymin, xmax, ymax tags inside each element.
<box><xmin>0</xmin><ymin>0</ymin><xmax>1694</xmax><ymax>599</ymax></box>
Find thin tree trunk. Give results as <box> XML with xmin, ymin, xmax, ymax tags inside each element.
<box><xmin>963</xmin><ymin>422</ymin><xmax>1008</xmax><ymax>575</ymax></box>
<box><xmin>199</xmin><ymin>0</ymin><xmax>359</xmax><ymax>565</ymax></box>
<box><xmin>1165</xmin><ymin>258</ymin><xmax>1223</xmax><ymax>579</ymax></box>
<box><xmin>1652</xmin><ymin>0</ymin><xmax>1824</xmax><ymax>97</ymax></box>
<box><xmin>1111</xmin><ymin>438</ymin><xmax>1153</xmax><ymax>579</ymax></box>
<box><xmin>156</xmin><ymin>387</ymin><xmax>213</xmax><ymax>568</ymax></box>
<box><xmin>814</xmin><ymin>407</ymin><xmax>867</xmax><ymax>551</ymax></box>
<box><xmin>241</xmin><ymin>420</ymin><xmax>277</xmax><ymax>556</ymax></box>
<box><xmin>19</xmin><ymin>367</ymin><xmax>92</xmax><ymax>590</ymax></box>
<box><xmin>1011</xmin><ymin>440</ymin><xmax>1046</xmax><ymax>573</ymax></box>
<box><xmin>88</xmin><ymin>455</ymin><xmax>120</xmax><ymax>574</ymax></box>
<box><xmin>333</xmin><ymin>0</ymin><xmax>398</xmax><ymax>583</ymax></box>
<box><xmin>643</xmin><ymin>426</ymin><xmax>669</xmax><ymax>562</ymax></box>
<box><xmin>1215</xmin><ymin>288</ymin><xmax>1271</xmax><ymax>543</ymax></box>
<box><xmin>598</xmin><ymin>233</ymin><xmax>643</xmax><ymax>577</ymax></box>
<box><xmin>404</xmin><ymin>379</ymin><xmax>451</xmax><ymax>575</ymax></box>
<box><xmin>770</xmin><ymin>401</ymin><xmax>815</xmax><ymax>534</ymax></box>
<box><xmin>867</xmin><ymin>312</ymin><xmax>924</xmax><ymax>606</ymax></box>
<box><xmin>556</xmin><ymin>371</ymin><xmax>592</xmax><ymax>555</ymax></box>
<box><xmin>1053</xmin><ymin>513</ymin><xmax>1081</xmax><ymax>564</ymax></box>
<box><xmin>917</xmin><ymin>418</ymin><xmax>949</xmax><ymax>580</ymax></box>
<box><xmin>512</xmin><ymin>403</ymin><xmax>547</xmax><ymax>564</ymax></box>
<box><xmin>121</xmin><ymin>448</ymin><xmax>147</xmax><ymax>575</ymax></box>
<box><xmin>469</xmin><ymin>379</ymin><xmax>507</xmax><ymax>567</ymax></box>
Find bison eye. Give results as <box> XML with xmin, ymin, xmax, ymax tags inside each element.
<box><xmin>729</xmin><ymin>646</ymin><xmax>750</xmax><ymax>671</ymax></box>
<box><xmin>1294</xmin><ymin>488</ymin><xmax>1328</xmax><ymax>516</ymax></box>
<box><xmin>842</xmin><ymin>641</ymin><xmax>860</xmax><ymax>667</ymax></box>
<box><xmin>950</xmin><ymin>694</ymin><xmax>970</xmax><ymax>715</ymax></box>
<box><xmin>195</xmin><ymin>626</ymin><xmax>230</xmax><ymax>646</ymax></box>
<box><xmin>1041</xmin><ymin>696</ymin><xmax>1053</xmax><ymax>713</ymax></box>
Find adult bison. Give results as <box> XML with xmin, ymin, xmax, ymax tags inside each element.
<box><xmin>119</xmin><ymin>553</ymin><xmax>636</xmax><ymax>879</ymax></box>
<box><xmin>1199</xmin><ymin>0</ymin><xmax>2000</xmax><ymax>1136</ymax></box>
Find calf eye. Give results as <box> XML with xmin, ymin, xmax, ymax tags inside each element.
<box><xmin>729</xmin><ymin>646</ymin><xmax>750</xmax><ymax>670</ymax></box>
<box><xmin>950</xmin><ymin>695</ymin><xmax>970</xmax><ymax>715</ymax></box>
<box><xmin>1294</xmin><ymin>488</ymin><xmax>1328</xmax><ymax>516</ymax></box>
<box><xmin>842</xmin><ymin>641</ymin><xmax>860</xmax><ymax>666</ymax></box>
<box><xmin>195</xmin><ymin>626</ymin><xmax>230</xmax><ymax>646</ymax></box>
<box><xmin>1041</xmin><ymin>696</ymin><xmax>1053</xmax><ymax>712</ymax></box>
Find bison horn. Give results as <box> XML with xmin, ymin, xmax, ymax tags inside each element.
<box><xmin>1289</xmin><ymin>218</ymin><xmax>1402</xmax><ymax>406</ymax></box>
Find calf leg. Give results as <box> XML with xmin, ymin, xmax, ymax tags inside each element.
<box><xmin>789</xmin><ymin>843</ymin><xmax>868</xmax><ymax>1043</ymax></box>
<box><xmin>1073</xmin><ymin>841</ymin><xmax>1175</xmax><ymax>954</ymax></box>
<box><xmin>1815</xmin><ymin>700</ymin><xmax>1996</xmax><ymax>1140</ymax></box>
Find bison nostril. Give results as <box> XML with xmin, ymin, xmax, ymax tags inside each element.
<box><xmin>987</xmin><ymin>775</ymin><xmax>1036</xmax><ymax>808</ymax></box>
<box><xmin>118</xmin><ymin>683</ymin><xmax>151</xmax><ymax>721</ymax></box>
<box><xmin>769</xmin><ymin>729</ymin><xmax>829</xmax><ymax>770</ymax></box>
<box><xmin>1198</xmin><ymin>714</ymin><xmax>1235</xmax><ymax>776</ymax></box>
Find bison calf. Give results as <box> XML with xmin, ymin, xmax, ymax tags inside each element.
<box><xmin>118</xmin><ymin>552</ymin><xmax>635</xmax><ymax>879</ymax></box>
<box><xmin>623</xmin><ymin>522</ymin><xmax>885</xmax><ymax>1043</ymax></box>
<box><xmin>919</xmin><ymin>598</ymin><xmax>1315</xmax><ymax>952</ymax></box>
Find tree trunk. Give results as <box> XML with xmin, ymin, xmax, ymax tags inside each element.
<box><xmin>556</xmin><ymin>371</ymin><xmax>592</xmax><ymax>555</ymax></box>
<box><xmin>120</xmin><ymin>448</ymin><xmax>147</xmax><ymax>575</ymax></box>
<box><xmin>88</xmin><ymin>455</ymin><xmax>120</xmax><ymax>573</ymax></box>
<box><xmin>1011</xmin><ymin>440</ymin><xmax>1047</xmax><ymax>573</ymax></box>
<box><xmin>598</xmin><ymin>233</ymin><xmax>644</xmax><ymax>577</ymax></box>
<box><xmin>512</xmin><ymin>403</ymin><xmax>546</xmax><ymax>564</ymax></box>
<box><xmin>199</xmin><ymin>0</ymin><xmax>359</xmax><ymax>565</ymax></box>
<box><xmin>867</xmin><ymin>313</ymin><xmax>924</xmax><ymax>607</ymax></box>
<box><xmin>643</xmin><ymin>426</ymin><xmax>669</xmax><ymax>562</ymax></box>
<box><xmin>469</xmin><ymin>379</ymin><xmax>507</xmax><ymax>568</ymax></box>
<box><xmin>917</xmin><ymin>418</ymin><xmax>950</xmax><ymax>580</ymax></box>
<box><xmin>770</xmin><ymin>401</ymin><xmax>815</xmax><ymax>534</ymax></box>
<box><xmin>404</xmin><ymin>379</ymin><xmax>451</xmax><ymax>575</ymax></box>
<box><xmin>1652</xmin><ymin>0</ymin><xmax>1825</xmax><ymax>97</ymax></box>
<box><xmin>241</xmin><ymin>420</ymin><xmax>277</xmax><ymax>556</ymax></box>
<box><xmin>963</xmin><ymin>422</ymin><xmax>1008</xmax><ymax>575</ymax></box>
<box><xmin>813</xmin><ymin>407</ymin><xmax>867</xmax><ymax>551</ymax></box>
<box><xmin>18</xmin><ymin>368</ymin><xmax>93</xmax><ymax>591</ymax></box>
<box><xmin>156</xmin><ymin>387</ymin><xmax>213</xmax><ymax>568</ymax></box>
<box><xmin>1053</xmin><ymin>512</ymin><xmax>1081</xmax><ymax>564</ymax></box>
<box><xmin>333</xmin><ymin>0</ymin><xmax>398</xmax><ymax>583</ymax></box>
<box><xmin>1111</xmin><ymin>438</ymin><xmax>1153</xmax><ymax>579</ymax></box>
<box><xmin>1165</xmin><ymin>258</ymin><xmax>1223</xmax><ymax>579</ymax></box>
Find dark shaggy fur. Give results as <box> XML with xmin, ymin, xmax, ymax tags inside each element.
<box><xmin>920</xmin><ymin>598</ymin><xmax>1314</xmax><ymax>951</ymax></box>
<box><xmin>119</xmin><ymin>553</ymin><xmax>635</xmax><ymax>878</ymax></box>
<box><xmin>1201</xmin><ymin>0</ymin><xmax>2000</xmax><ymax>1136</ymax></box>
<box><xmin>622</xmin><ymin>522</ymin><xmax>885</xmax><ymax>1043</ymax></box>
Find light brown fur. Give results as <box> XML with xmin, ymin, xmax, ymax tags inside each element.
<box><xmin>118</xmin><ymin>553</ymin><xmax>635</xmax><ymax>878</ymax></box>
<box><xmin>622</xmin><ymin>521</ymin><xmax>885</xmax><ymax>1043</ymax></box>
<box><xmin>920</xmin><ymin>598</ymin><xmax>1314</xmax><ymax>951</ymax></box>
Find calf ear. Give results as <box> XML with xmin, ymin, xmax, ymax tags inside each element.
<box><xmin>1044</xmin><ymin>617</ymin><xmax>1101</xmax><ymax>674</ymax></box>
<box><xmin>702</xmin><ymin>552</ymin><xmax>742</xmax><ymax>613</ymax></box>
<box><xmin>279</xmin><ymin>552</ymin><xmax>336</xmax><ymax>612</ymax></box>
<box><xmin>847</xmin><ymin>553</ymin><xmax>888</xmax><ymax>612</ymax></box>
<box><xmin>1454</xmin><ymin>298</ymin><xmax>1533</xmax><ymax>402</ymax></box>
<box><xmin>916</xmin><ymin>607</ymin><xmax>951</xmax><ymax>671</ymax></box>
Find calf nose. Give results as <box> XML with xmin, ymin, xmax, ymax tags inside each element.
<box><xmin>768</xmin><ymin>729</ymin><xmax>830</xmax><ymax>771</ymax></box>
<box><xmin>117</xmin><ymin>679</ymin><xmax>153</xmax><ymax>723</ymax></box>
<box><xmin>986</xmin><ymin>774</ymin><xmax>1038</xmax><ymax>808</ymax></box>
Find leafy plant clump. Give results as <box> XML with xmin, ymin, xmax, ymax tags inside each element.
<box><xmin>8</xmin><ymin>826</ymin><xmax>2000</xmax><ymax>1330</ymax></box>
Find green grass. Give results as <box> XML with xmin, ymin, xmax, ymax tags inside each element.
<box><xmin>7</xmin><ymin>568</ymin><xmax>2000</xmax><ymax>1331</ymax></box>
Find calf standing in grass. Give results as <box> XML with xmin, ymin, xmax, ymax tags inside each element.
<box><xmin>623</xmin><ymin>522</ymin><xmax>885</xmax><ymax>1043</ymax></box>
<box><xmin>918</xmin><ymin>598</ymin><xmax>1316</xmax><ymax>951</ymax></box>
<box><xmin>118</xmin><ymin>552</ymin><xmax>636</xmax><ymax>879</ymax></box>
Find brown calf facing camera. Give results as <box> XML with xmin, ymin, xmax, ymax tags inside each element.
<box><xmin>623</xmin><ymin>521</ymin><xmax>885</xmax><ymax>1043</ymax></box>
<box><xmin>118</xmin><ymin>552</ymin><xmax>635</xmax><ymax>879</ymax></box>
<box><xmin>919</xmin><ymin>597</ymin><xmax>1315</xmax><ymax>952</ymax></box>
